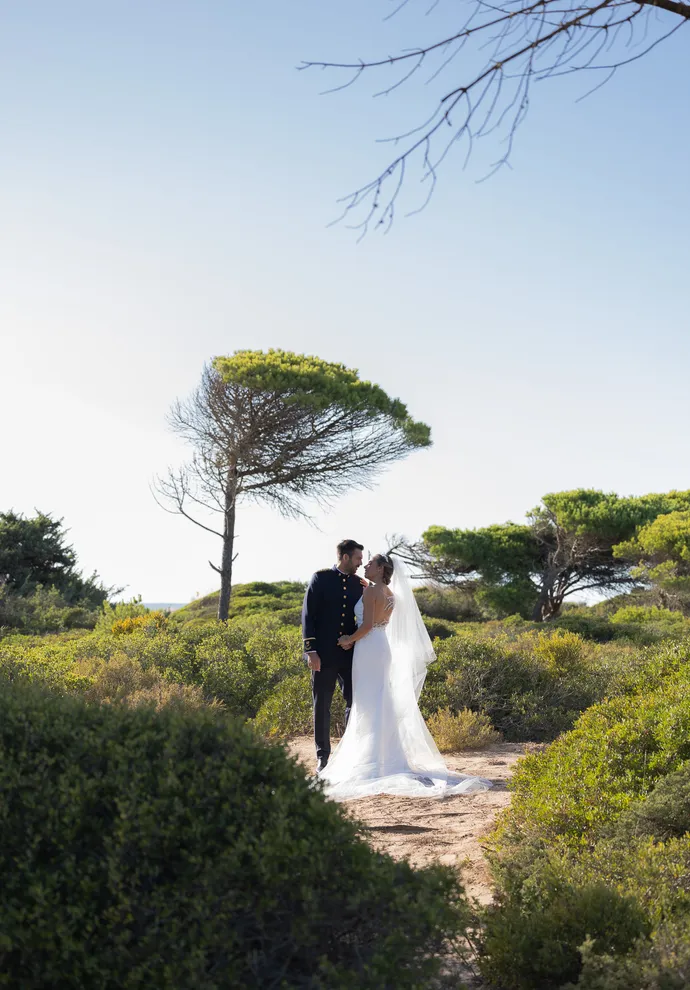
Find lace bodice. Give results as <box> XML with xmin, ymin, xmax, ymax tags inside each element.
<box><xmin>355</xmin><ymin>593</ymin><xmax>395</xmax><ymax>629</ymax></box>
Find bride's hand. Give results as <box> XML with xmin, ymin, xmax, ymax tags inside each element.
<box><xmin>338</xmin><ymin>635</ymin><xmax>353</xmax><ymax>649</ymax></box>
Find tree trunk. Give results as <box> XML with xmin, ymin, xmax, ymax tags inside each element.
<box><xmin>531</xmin><ymin>585</ymin><xmax>551</xmax><ymax>622</ymax></box>
<box><xmin>657</xmin><ymin>586</ymin><xmax>670</xmax><ymax>610</ymax></box>
<box><xmin>217</xmin><ymin>469</ymin><xmax>237</xmax><ymax>622</ymax></box>
<box><xmin>531</xmin><ymin>570</ymin><xmax>558</xmax><ymax>622</ymax></box>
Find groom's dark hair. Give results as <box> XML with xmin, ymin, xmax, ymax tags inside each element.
<box><xmin>337</xmin><ymin>539</ymin><xmax>364</xmax><ymax>560</ymax></box>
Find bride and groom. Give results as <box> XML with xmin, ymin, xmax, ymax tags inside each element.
<box><xmin>301</xmin><ymin>538</ymin><xmax>491</xmax><ymax>800</ymax></box>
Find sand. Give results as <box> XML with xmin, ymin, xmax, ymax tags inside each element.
<box><xmin>287</xmin><ymin>736</ymin><xmax>532</xmax><ymax>905</ymax></box>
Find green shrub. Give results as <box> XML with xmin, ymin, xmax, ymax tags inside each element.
<box><xmin>420</xmin><ymin>629</ymin><xmax>687</xmax><ymax>744</ymax></box>
<box><xmin>414</xmin><ymin>584</ymin><xmax>482</xmax><ymax>622</ymax></box>
<box><xmin>421</xmin><ymin>631</ymin><xmax>603</xmax><ymax>741</ymax></box>
<box><xmin>551</xmin><ymin>608</ymin><xmax>619</xmax><ymax>642</ymax></box>
<box><xmin>114</xmin><ymin>630</ymin><xmax>199</xmax><ymax>683</ymax></box>
<box><xmin>611</xmin><ymin>763</ymin><xmax>690</xmax><ymax>845</ymax></box>
<box><xmin>0</xmin><ymin>612</ymin><xmax>305</xmax><ymax>722</ymax></box>
<box><xmin>584</xmin><ymin>833</ymin><xmax>690</xmax><ymax>927</ymax></box>
<box><xmin>427</xmin><ymin>707</ymin><xmax>501</xmax><ymax>751</ymax></box>
<box><xmin>494</xmin><ymin>661</ymin><xmax>690</xmax><ymax>856</ymax></box>
<box><xmin>570</xmin><ymin>920</ymin><xmax>690</xmax><ymax>990</ymax></box>
<box><xmin>253</xmin><ymin>671</ymin><xmax>347</xmax><ymax>739</ymax></box>
<box><xmin>481</xmin><ymin>646</ymin><xmax>690</xmax><ymax>989</ymax></box>
<box><xmin>0</xmin><ymin>676</ymin><xmax>469</xmax><ymax>989</ymax></box>
<box><xmin>481</xmin><ymin>879</ymin><xmax>648</xmax><ymax>990</ymax></box>
<box><xmin>198</xmin><ymin>646</ymin><xmax>264</xmax><ymax>718</ymax></box>
<box><xmin>608</xmin><ymin>605</ymin><xmax>690</xmax><ymax>644</ymax></box>
<box><xmin>244</xmin><ymin>624</ymin><xmax>303</xmax><ymax>674</ymax></box>
<box><xmin>482</xmin><ymin>827</ymin><xmax>690</xmax><ymax>989</ymax></box>
<box><xmin>275</xmin><ymin>605</ymin><xmax>303</xmax><ymax>626</ymax></box>
<box><xmin>230</xmin><ymin>580</ymin><xmax>306</xmax><ymax>612</ymax></box>
<box><xmin>0</xmin><ymin>585</ymin><xmax>99</xmax><ymax>634</ymax></box>
<box><xmin>5</xmin><ymin>593</ymin><xmax>686</xmax><ymax>757</ymax></box>
<box><xmin>195</xmin><ymin>624</ymin><xmax>303</xmax><ymax>718</ymax></box>
<box><xmin>423</xmin><ymin>617</ymin><xmax>457</xmax><ymax>640</ymax></box>
<box><xmin>95</xmin><ymin>596</ymin><xmax>151</xmax><ymax>632</ymax></box>
<box><xmin>0</xmin><ymin>633</ymin><xmax>96</xmax><ymax>691</ymax></box>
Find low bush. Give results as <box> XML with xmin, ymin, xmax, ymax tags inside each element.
<box><xmin>421</xmin><ymin>630</ymin><xmax>606</xmax><ymax>741</ymax></box>
<box><xmin>0</xmin><ymin>632</ymin><xmax>96</xmax><ymax>691</ymax></box>
<box><xmin>423</xmin><ymin>617</ymin><xmax>458</xmax><ymax>640</ymax></box>
<box><xmin>493</xmin><ymin>656</ymin><xmax>690</xmax><ymax>856</ymax></box>
<box><xmin>551</xmin><ymin>607</ymin><xmax>620</xmax><ymax>642</ymax></box>
<box><xmin>111</xmin><ymin>611</ymin><xmax>169</xmax><ymax>636</ymax></box>
<box><xmin>253</xmin><ymin>671</ymin><xmax>347</xmax><ymax>739</ymax></box>
<box><xmin>0</xmin><ymin>585</ymin><xmax>99</xmax><ymax>634</ymax></box>
<box><xmin>199</xmin><ymin>646</ymin><xmax>262</xmax><ymax>718</ymax></box>
<box><xmin>5</xmin><ymin>590</ymin><xmax>689</xmax><ymax>750</ymax></box>
<box><xmin>195</xmin><ymin>623</ymin><xmax>303</xmax><ymax>719</ymax></box>
<box><xmin>611</xmin><ymin>763</ymin><xmax>690</xmax><ymax>845</ymax></box>
<box><xmin>109</xmin><ymin>629</ymin><xmax>200</xmax><ymax>684</ymax></box>
<box><xmin>414</xmin><ymin>584</ymin><xmax>482</xmax><ymax>622</ymax></box>
<box><xmin>480</xmin><ymin>644</ymin><xmax>690</xmax><ymax>989</ymax></box>
<box><xmin>0</xmin><ymin>676</ymin><xmax>469</xmax><ymax>989</ymax></box>
<box><xmin>609</xmin><ymin>604</ymin><xmax>690</xmax><ymax>643</ymax></box>
<box><xmin>570</xmin><ymin>920</ymin><xmax>690</xmax><ymax>990</ymax></box>
<box><xmin>482</xmin><ymin>800</ymin><xmax>690</xmax><ymax>988</ymax></box>
<box><xmin>481</xmin><ymin>878</ymin><xmax>648</xmax><ymax>990</ymax></box>
<box><xmin>427</xmin><ymin>707</ymin><xmax>501</xmax><ymax>752</ymax></box>
<box><xmin>81</xmin><ymin>654</ymin><xmax>221</xmax><ymax>715</ymax></box>
<box><xmin>95</xmin><ymin>596</ymin><xmax>152</xmax><ymax>633</ymax></box>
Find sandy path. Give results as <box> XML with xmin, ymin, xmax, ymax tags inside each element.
<box><xmin>287</xmin><ymin>737</ymin><xmax>530</xmax><ymax>904</ymax></box>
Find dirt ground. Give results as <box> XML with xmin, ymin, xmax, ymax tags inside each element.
<box><xmin>287</xmin><ymin>736</ymin><xmax>531</xmax><ymax>905</ymax></box>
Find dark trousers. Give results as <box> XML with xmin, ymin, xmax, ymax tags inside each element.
<box><xmin>311</xmin><ymin>649</ymin><xmax>353</xmax><ymax>763</ymax></box>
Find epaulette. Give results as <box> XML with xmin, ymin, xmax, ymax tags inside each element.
<box><xmin>316</xmin><ymin>567</ymin><xmax>332</xmax><ymax>573</ymax></box>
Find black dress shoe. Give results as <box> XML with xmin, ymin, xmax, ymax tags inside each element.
<box><xmin>315</xmin><ymin>758</ymin><xmax>329</xmax><ymax>774</ymax></box>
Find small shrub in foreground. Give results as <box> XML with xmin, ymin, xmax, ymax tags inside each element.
<box><xmin>480</xmin><ymin>880</ymin><xmax>648</xmax><ymax>990</ymax></box>
<box><xmin>492</xmin><ymin>662</ymin><xmax>690</xmax><ymax>858</ymax></box>
<box><xmin>569</xmin><ymin>921</ymin><xmax>690</xmax><ymax>990</ymax></box>
<box><xmin>0</xmin><ymin>676</ymin><xmax>468</xmax><ymax>989</ymax></box>
<box><xmin>427</xmin><ymin>707</ymin><xmax>501</xmax><ymax>752</ymax></box>
<box><xmin>480</xmin><ymin>646</ymin><xmax>690</xmax><ymax>990</ymax></box>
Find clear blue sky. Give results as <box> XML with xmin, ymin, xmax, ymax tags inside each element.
<box><xmin>2</xmin><ymin>1</ymin><xmax>689</xmax><ymax>601</ymax></box>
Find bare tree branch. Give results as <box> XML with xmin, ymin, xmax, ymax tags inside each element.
<box><xmin>302</xmin><ymin>0</ymin><xmax>689</xmax><ymax>232</ymax></box>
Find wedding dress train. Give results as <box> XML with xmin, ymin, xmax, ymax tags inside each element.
<box><xmin>318</xmin><ymin>569</ymin><xmax>492</xmax><ymax>801</ymax></box>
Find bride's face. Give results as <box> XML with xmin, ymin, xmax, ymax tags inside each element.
<box><xmin>364</xmin><ymin>558</ymin><xmax>382</xmax><ymax>582</ymax></box>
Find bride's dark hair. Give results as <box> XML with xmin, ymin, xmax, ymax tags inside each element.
<box><xmin>373</xmin><ymin>553</ymin><xmax>395</xmax><ymax>586</ymax></box>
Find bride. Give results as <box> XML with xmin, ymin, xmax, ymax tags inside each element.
<box><xmin>317</xmin><ymin>553</ymin><xmax>492</xmax><ymax>801</ymax></box>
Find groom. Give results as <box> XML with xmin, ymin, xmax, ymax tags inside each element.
<box><xmin>302</xmin><ymin>539</ymin><xmax>365</xmax><ymax>772</ymax></box>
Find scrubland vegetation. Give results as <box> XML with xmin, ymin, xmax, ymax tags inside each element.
<box><xmin>5</xmin><ymin>504</ymin><xmax>690</xmax><ymax>986</ymax></box>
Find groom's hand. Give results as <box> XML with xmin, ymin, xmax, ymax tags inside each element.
<box><xmin>306</xmin><ymin>652</ymin><xmax>321</xmax><ymax>672</ymax></box>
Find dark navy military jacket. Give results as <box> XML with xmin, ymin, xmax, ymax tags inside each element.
<box><xmin>301</xmin><ymin>565</ymin><xmax>364</xmax><ymax>659</ymax></box>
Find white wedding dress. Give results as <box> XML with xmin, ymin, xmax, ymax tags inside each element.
<box><xmin>319</xmin><ymin>564</ymin><xmax>492</xmax><ymax>801</ymax></box>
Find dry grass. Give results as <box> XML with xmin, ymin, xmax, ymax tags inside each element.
<box><xmin>80</xmin><ymin>655</ymin><xmax>223</xmax><ymax>715</ymax></box>
<box><xmin>427</xmin><ymin>707</ymin><xmax>501</xmax><ymax>752</ymax></box>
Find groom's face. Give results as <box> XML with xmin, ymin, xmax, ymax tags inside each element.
<box><xmin>341</xmin><ymin>549</ymin><xmax>363</xmax><ymax>574</ymax></box>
